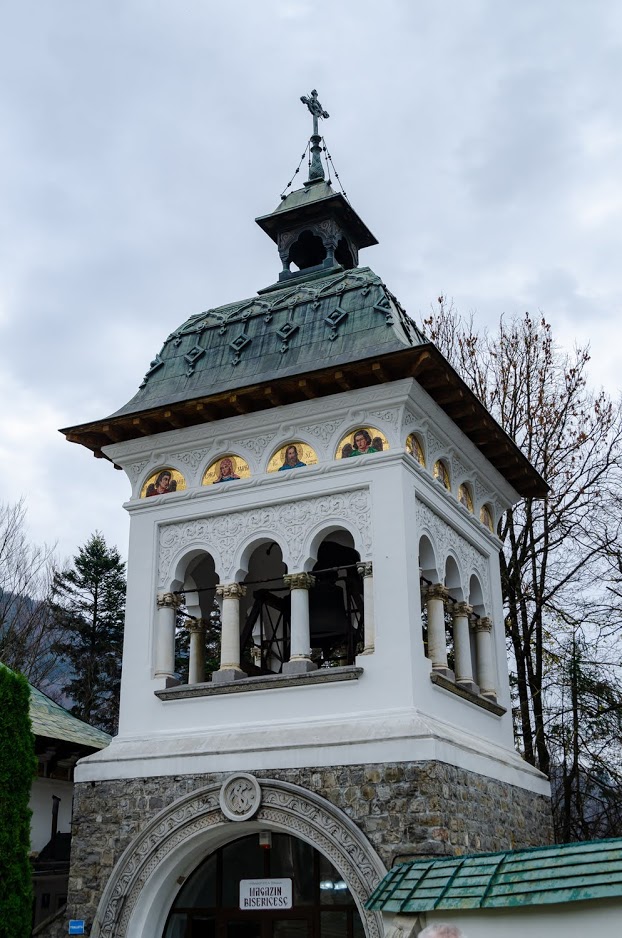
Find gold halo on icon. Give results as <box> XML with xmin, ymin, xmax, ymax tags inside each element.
<box><xmin>202</xmin><ymin>454</ymin><xmax>251</xmax><ymax>486</ymax></box>
<box><xmin>480</xmin><ymin>504</ymin><xmax>494</xmax><ymax>531</ymax></box>
<box><xmin>141</xmin><ymin>468</ymin><xmax>186</xmax><ymax>498</ymax></box>
<box><xmin>458</xmin><ymin>483</ymin><xmax>474</xmax><ymax>513</ymax></box>
<box><xmin>433</xmin><ymin>459</ymin><xmax>451</xmax><ymax>490</ymax></box>
<box><xmin>267</xmin><ymin>441</ymin><xmax>318</xmax><ymax>473</ymax></box>
<box><xmin>336</xmin><ymin>427</ymin><xmax>389</xmax><ymax>459</ymax></box>
<box><xmin>406</xmin><ymin>433</ymin><xmax>426</xmax><ymax>467</ymax></box>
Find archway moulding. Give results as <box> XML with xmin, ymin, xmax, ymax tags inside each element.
<box><xmin>91</xmin><ymin>775</ymin><xmax>387</xmax><ymax>938</ymax></box>
<box><xmin>158</xmin><ymin>487</ymin><xmax>372</xmax><ymax>587</ymax></box>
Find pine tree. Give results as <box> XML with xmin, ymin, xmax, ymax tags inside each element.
<box><xmin>51</xmin><ymin>533</ymin><xmax>126</xmax><ymax>734</ymax></box>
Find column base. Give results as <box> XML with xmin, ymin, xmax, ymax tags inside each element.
<box><xmin>431</xmin><ymin>665</ymin><xmax>455</xmax><ymax>681</ymax></box>
<box><xmin>211</xmin><ymin>667</ymin><xmax>247</xmax><ymax>684</ymax></box>
<box><xmin>455</xmin><ymin>678</ymin><xmax>480</xmax><ymax>695</ymax></box>
<box><xmin>481</xmin><ymin>689</ymin><xmax>498</xmax><ymax>701</ymax></box>
<box><xmin>282</xmin><ymin>657</ymin><xmax>317</xmax><ymax>675</ymax></box>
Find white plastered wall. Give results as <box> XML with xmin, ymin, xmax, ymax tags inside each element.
<box><xmin>75</xmin><ymin>380</ymin><xmax>547</xmax><ymax>798</ymax></box>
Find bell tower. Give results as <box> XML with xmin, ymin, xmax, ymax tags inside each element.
<box><xmin>59</xmin><ymin>91</ymin><xmax>552</xmax><ymax>938</ymax></box>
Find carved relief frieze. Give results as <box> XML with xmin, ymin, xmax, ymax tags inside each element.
<box><xmin>167</xmin><ymin>449</ymin><xmax>212</xmax><ymax>473</ymax></box>
<box><xmin>416</xmin><ymin>499</ymin><xmax>490</xmax><ymax>607</ymax></box>
<box><xmin>236</xmin><ymin>432</ymin><xmax>278</xmax><ymax>460</ymax></box>
<box><xmin>158</xmin><ymin>489</ymin><xmax>372</xmax><ymax>586</ymax></box>
<box><xmin>93</xmin><ymin>778</ymin><xmax>385</xmax><ymax>938</ymax></box>
<box><xmin>367</xmin><ymin>408</ymin><xmax>401</xmax><ymax>431</ymax></box>
<box><xmin>127</xmin><ymin>461</ymin><xmax>150</xmax><ymax>486</ymax></box>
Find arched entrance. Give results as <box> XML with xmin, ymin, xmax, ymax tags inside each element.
<box><xmin>91</xmin><ymin>777</ymin><xmax>385</xmax><ymax>938</ymax></box>
<box><xmin>163</xmin><ymin>832</ymin><xmax>366</xmax><ymax>938</ymax></box>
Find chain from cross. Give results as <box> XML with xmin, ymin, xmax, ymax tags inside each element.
<box><xmin>300</xmin><ymin>89</ymin><xmax>329</xmax><ymax>137</ymax></box>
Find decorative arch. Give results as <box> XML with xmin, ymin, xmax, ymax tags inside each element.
<box><xmin>444</xmin><ymin>553</ymin><xmax>464</xmax><ymax>600</ymax></box>
<box><xmin>234</xmin><ymin>532</ymin><xmax>289</xmax><ymax>582</ymax></box>
<box><xmin>304</xmin><ymin>519</ymin><xmax>368</xmax><ymax>571</ymax></box>
<box><xmin>90</xmin><ymin>776</ymin><xmax>386</xmax><ymax>938</ymax></box>
<box><xmin>418</xmin><ymin>532</ymin><xmax>439</xmax><ymax>583</ymax></box>
<box><xmin>163</xmin><ymin>544</ymin><xmax>224</xmax><ymax>594</ymax></box>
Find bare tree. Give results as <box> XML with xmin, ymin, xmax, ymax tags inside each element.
<box><xmin>422</xmin><ymin>302</ymin><xmax>622</xmax><ymax>779</ymax></box>
<box><xmin>0</xmin><ymin>499</ymin><xmax>59</xmax><ymax>689</ymax></box>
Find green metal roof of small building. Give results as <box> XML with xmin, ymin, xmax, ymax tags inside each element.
<box><xmin>366</xmin><ymin>838</ymin><xmax>622</xmax><ymax>912</ymax></box>
<box><xmin>29</xmin><ymin>682</ymin><xmax>111</xmax><ymax>750</ymax></box>
<box><xmin>111</xmin><ymin>266</ymin><xmax>425</xmax><ymax>419</ymax></box>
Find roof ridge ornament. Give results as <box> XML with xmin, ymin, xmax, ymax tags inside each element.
<box><xmin>300</xmin><ymin>89</ymin><xmax>329</xmax><ymax>184</ymax></box>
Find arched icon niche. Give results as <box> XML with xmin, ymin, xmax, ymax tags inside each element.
<box><xmin>202</xmin><ymin>454</ymin><xmax>251</xmax><ymax>486</ymax></box>
<box><xmin>141</xmin><ymin>468</ymin><xmax>186</xmax><ymax>498</ymax></box>
<box><xmin>267</xmin><ymin>441</ymin><xmax>318</xmax><ymax>473</ymax></box>
<box><xmin>405</xmin><ymin>432</ymin><xmax>426</xmax><ymax>467</ymax></box>
<box><xmin>335</xmin><ymin>427</ymin><xmax>389</xmax><ymax>460</ymax></box>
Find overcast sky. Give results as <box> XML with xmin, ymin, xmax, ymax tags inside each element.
<box><xmin>1</xmin><ymin>0</ymin><xmax>621</xmax><ymax>564</ymax></box>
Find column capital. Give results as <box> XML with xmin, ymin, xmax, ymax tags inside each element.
<box><xmin>157</xmin><ymin>592</ymin><xmax>183</xmax><ymax>609</ymax></box>
<box><xmin>453</xmin><ymin>602</ymin><xmax>473</xmax><ymax>618</ymax></box>
<box><xmin>187</xmin><ymin>618</ymin><xmax>207</xmax><ymax>635</ymax></box>
<box><xmin>284</xmin><ymin>572</ymin><xmax>316</xmax><ymax>591</ymax></box>
<box><xmin>426</xmin><ymin>583</ymin><xmax>449</xmax><ymax>603</ymax></box>
<box><xmin>474</xmin><ymin>616</ymin><xmax>493</xmax><ymax>633</ymax></box>
<box><xmin>356</xmin><ymin>561</ymin><xmax>373</xmax><ymax>578</ymax></box>
<box><xmin>216</xmin><ymin>583</ymin><xmax>247</xmax><ymax>599</ymax></box>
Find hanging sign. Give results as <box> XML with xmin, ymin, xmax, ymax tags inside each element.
<box><xmin>239</xmin><ymin>878</ymin><xmax>292</xmax><ymax>910</ymax></box>
<box><xmin>68</xmin><ymin>923</ymin><xmax>86</xmax><ymax>935</ymax></box>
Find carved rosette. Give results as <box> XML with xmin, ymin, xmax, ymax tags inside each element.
<box><xmin>92</xmin><ymin>778</ymin><xmax>386</xmax><ymax>938</ymax></box>
<box><xmin>219</xmin><ymin>773</ymin><xmax>262</xmax><ymax>822</ymax></box>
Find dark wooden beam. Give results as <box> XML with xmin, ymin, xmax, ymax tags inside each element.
<box><xmin>334</xmin><ymin>370</ymin><xmax>352</xmax><ymax>391</ymax></box>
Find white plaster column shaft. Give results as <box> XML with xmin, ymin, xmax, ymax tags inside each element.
<box><xmin>452</xmin><ymin>602</ymin><xmax>476</xmax><ymax>689</ymax></box>
<box><xmin>425</xmin><ymin>584</ymin><xmax>449</xmax><ymax>670</ymax></box>
<box><xmin>474</xmin><ymin>616</ymin><xmax>496</xmax><ymax>698</ymax></box>
<box><xmin>155</xmin><ymin>592</ymin><xmax>181</xmax><ymax>679</ymax></box>
<box><xmin>357</xmin><ymin>561</ymin><xmax>375</xmax><ymax>654</ymax></box>
<box><xmin>213</xmin><ymin>583</ymin><xmax>247</xmax><ymax>683</ymax></box>
<box><xmin>188</xmin><ymin>619</ymin><xmax>207</xmax><ymax>685</ymax></box>
<box><xmin>283</xmin><ymin>573</ymin><xmax>317</xmax><ymax>674</ymax></box>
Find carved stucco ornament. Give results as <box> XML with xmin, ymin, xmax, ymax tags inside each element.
<box><xmin>219</xmin><ymin>773</ymin><xmax>262</xmax><ymax>821</ymax></box>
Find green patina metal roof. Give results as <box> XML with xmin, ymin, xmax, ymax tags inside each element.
<box><xmin>366</xmin><ymin>838</ymin><xmax>622</xmax><ymax>912</ymax></box>
<box><xmin>29</xmin><ymin>682</ymin><xmax>111</xmax><ymax>750</ymax></box>
<box><xmin>112</xmin><ymin>266</ymin><xmax>425</xmax><ymax>419</ymax></box>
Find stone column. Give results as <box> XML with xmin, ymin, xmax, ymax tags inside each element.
<box><xmin>356</xmin><ymin>561</ymin><xmax>375</xmax><ymax>654</ymax></box>
<box><xmin>155</xmin><ymin>592</ymin><xmax>181</xmax><ymax>680</ymax></box>
<box><xmin>474</xmin><ymin>616</ymin><xmax>496</xmax><ymax>698</ymax></box>
<box><xmin>452</xmin><ymin>602</ymin><xmax>478</xmax><ymax>693</ymax></box>
<box><xmin>283</xmin><ymin>573</ymin><xmax>317</xmax><ymax>674</ymax></box>
<box><xmin>188</xmin><ymin>618</ymin><xmax>207</xmax><ymax>685</ymax></box>
<box><xmin>425</xmin><ymin>584</ymin><xmax>449</xmax><ymax>672</ymax></box>
<box><xmin>212</xmin><ymin>583</ymin><xmax>247</xmax><ymax>683</ymax></box>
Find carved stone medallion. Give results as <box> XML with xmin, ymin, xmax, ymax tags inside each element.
<box><xmin>219</xmin><ymin>773</ymin><xmax>262</xmax><ymax>821</ymax></box>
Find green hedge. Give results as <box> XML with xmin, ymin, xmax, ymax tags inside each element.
<box><xmin>0</xmin><ymin>666</ymin><xmax>36</xmax><ymax>937</ymax></box>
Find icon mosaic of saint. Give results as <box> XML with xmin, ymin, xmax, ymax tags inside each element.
<box><xmin>202</xmin><ymin>455</ymin><xmax>251</xmax><ymax>486</ymax></box>
<box><xmin>406</xmin><ymin>433</ymin><xmax>426</xmax><ymax>466</ymax></box>
<box><xmin>141</xmin><ymin>468</ymin><xmax>186</xmax><ymax>498</ymax></box>
<box><xmin>267</xmin><ymin>441</ymin><xmax>318</xmax><ymax>473</ymax></box>
<box><xmin>336</xmin><ymin>427</ymin><xmax>388</xmax><ymax>459</ymax></box>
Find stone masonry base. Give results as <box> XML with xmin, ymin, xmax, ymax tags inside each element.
<box><xmin>40</xmin><ymin>761</ymin><xmax>552</xmax><ymax>937</ymax></box>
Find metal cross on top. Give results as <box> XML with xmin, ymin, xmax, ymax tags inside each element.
<box><xmin>300</xmin><ymin>89</ymin><xmax>329</xmax><ymax>138</ymax></box>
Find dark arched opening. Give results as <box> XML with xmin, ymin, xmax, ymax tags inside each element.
<box><xmin>163</xmin><ymin>832</ymin><xmax>366</xmax><ymax>938</ymax></box>
<box><xmin>239</xmin><ymin>542</ymin><xmax>289</xmax><ymax>676</ymax></box>
<box><xmin>288</xmin><ymin>230</ymin><xmax>327</xmax><ymax>271</ymax></box>
<box><xmin>310</xmin><ymin>534</ymin><xmax>364</xmax><ymax>667</ymax></box>
<box><xmin>334</xmin><ymin>237</ymin><xmax>354</xmax><ymax>270</ymax></box>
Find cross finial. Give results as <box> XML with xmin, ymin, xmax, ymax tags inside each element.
<box><xmin>300</xmin><ymin>89</ymin><xmax>329</xmax><ymax>183</ymax></box>
<box><xmin>300</xmin><ymin>89</ymin><xmax>329</xmax><ymax>137</ymax></box>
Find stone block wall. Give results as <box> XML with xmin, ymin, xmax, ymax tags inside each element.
<box><xmin>39</xmin><ymin>761</ymin><xmax>551</xmax><ymax>937</ymax></box>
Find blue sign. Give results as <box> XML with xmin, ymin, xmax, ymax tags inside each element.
<box><xmin>68</xmin><ymin>922</ymin><xmax>85</xmax><ymax>935</ymax></box>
